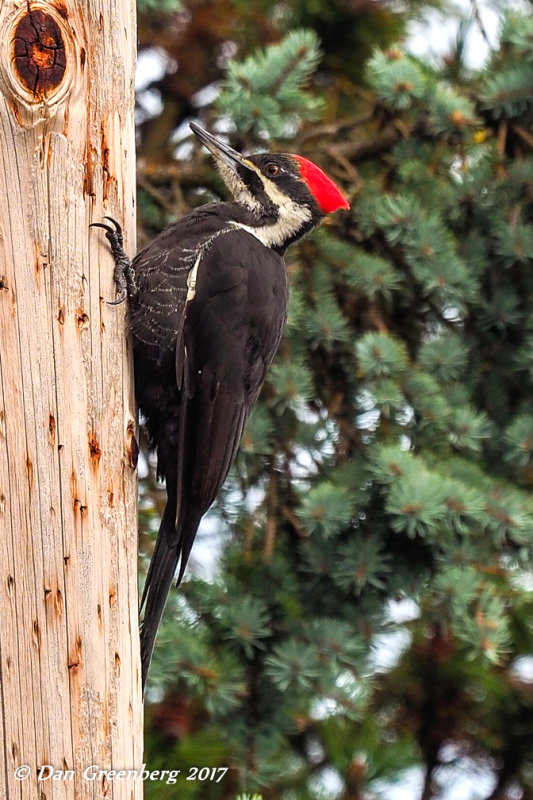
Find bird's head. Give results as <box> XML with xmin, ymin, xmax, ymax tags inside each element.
<box><xmin>191</xmin><ymin>123</ymin><xmax>349</xmax><ymax>250</ymax></box>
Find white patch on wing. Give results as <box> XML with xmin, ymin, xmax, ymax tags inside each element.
<box><xmin>186</xmin><ymin>251</ymin><xmax>201</xmax><ymax>301</ymax></box>
<box><xmin>185</xmin><ymin>227</ymin><xmax>239</xmax><ymax>302</ymax></box>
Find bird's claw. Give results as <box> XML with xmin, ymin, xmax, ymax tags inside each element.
<box><xmin>107</xmin><ymin>290</ymin><xmax>128</xmax><ymax>306</ymax></box>
<box><xmin>90</xmin><ymin>216</ymin><xmax>137</xmax><ymax>304</ymax></box>
<box><xmin>90</xmin><ymin>216</ymin><xmax>124</xmax><ymax>249</ymax></box>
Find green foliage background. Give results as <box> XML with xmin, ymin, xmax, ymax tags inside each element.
<box><xmin>135</xmin><ymin>1</ymin><xmax>533</xmax><ymax>798</ymax></box>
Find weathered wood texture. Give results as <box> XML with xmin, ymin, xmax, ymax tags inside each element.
<box><xmin>0</xmin><ymin>0</ymin><xmax>142</xmax><ymax>797</ymax></box>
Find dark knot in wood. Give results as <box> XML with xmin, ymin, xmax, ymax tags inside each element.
<box><xmin>12</xmin><ymin>9</ymin><xmax>66</xmax><ymax>97</ymax></box>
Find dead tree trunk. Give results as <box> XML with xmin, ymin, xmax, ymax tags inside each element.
<box><xmin>0</xmin><ymin>0</ymin><xmax>142</xmax><ymax>797</ymax></box>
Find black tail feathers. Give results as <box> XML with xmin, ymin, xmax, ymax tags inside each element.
<box><xmin>140</xmin><ymin>531</ymin><xmax>180</xmax><ymax>689</ymax></box>
<box><xmin>140</xmin><ymin>500</ymin><xmax>202</xmax><ymax>691</ymax></box>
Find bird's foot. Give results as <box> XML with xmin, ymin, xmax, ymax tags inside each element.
<box><xmin>90</xmin><ymin>216</ymin><xmax>137</xmax><ymax>305</ymax></box>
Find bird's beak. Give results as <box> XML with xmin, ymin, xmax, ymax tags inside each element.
<box><xmin>190</xmin><ymin>123</ymin><xmax>254</xmax><ymax>173</ymax></box>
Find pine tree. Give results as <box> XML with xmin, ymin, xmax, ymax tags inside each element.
<box><xmin>137</xmin><ymin>3</ymin><xmax>533</xmax><ymax>798</ymax></box>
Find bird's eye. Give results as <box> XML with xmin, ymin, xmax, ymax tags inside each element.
<box><xmin>265</xmin><ymin>163</ymin><xmax>280</xmax><ymax>177</ymax></box>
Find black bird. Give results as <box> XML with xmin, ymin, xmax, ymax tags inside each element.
<box><xmin>93</xmin><ymin>123</ymin><xmax>349</xmax><ymax>687</ymax></box>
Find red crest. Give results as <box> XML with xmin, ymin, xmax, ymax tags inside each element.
<box><xmin>294</xmin><ymin>156</ymin><xmax>350</xmax><ymax>214</ymax></box>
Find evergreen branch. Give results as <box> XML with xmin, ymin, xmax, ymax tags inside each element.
<box><xmin>298</xmin><ymin>111</ymin><xmax>375</xmax><ymax>143</ymax></box>
<box><xmin>137</xmin><ymin>174</ymin><xmax>181</xmax><ymax>217</ymax></box>
<box><xmin>269</xmin><ymin>43</ymin><xmax>313</xmax><ymax>98</ymax></box>
<box><xmin>420</xmin><ymin>753</ymin><xmax>440</xmax><ymax>800</ymax></box>
<box><xmin>335</xmin><ymin>124</ymin><xmax>405</xmax><ymax>162</ymax></box>
<box><xmin>217</xmin><ymin>30</ymin><xmax>323</xmax><ymax>136</ymax></box>
<box><xmin>325</xmin><ymin>145</ymin><xmax>363</xmax><ymax>192</ymax></box>
<box><xmin>511</xmin><ymin>121</ymin><xmax>533</xmax><ymax>150</ymax></box>
<box><xmin>497</xmin><ymin>119</ymin><xmax>508</xmax><ymax>158</ymax></box>
<box><xmin>263</xmin><ymin>469</ymin><xmax>279</xmax><ymax>561</ymax></box>
<box><xmin>470</xmin><ymin>0</ymin><xmax>491</xmax><ymax>47</ymax></box>
<box><xmin>281</xmin><ymin>504</ymin><xmax>308</xmax><ymax>539</ymax></box>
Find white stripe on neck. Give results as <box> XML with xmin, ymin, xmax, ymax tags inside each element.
<box><xmin>233</xmin><ymin>198</ymin><xmax>311</xmax><ymax>248</ymax></box>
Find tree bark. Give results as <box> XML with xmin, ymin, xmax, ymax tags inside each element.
<box><xmin>0</xmin><ymin>0</ymin><xmax>142</xmax><ymax>798</ymax></box>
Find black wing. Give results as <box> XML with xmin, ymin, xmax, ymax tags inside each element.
<box><xmin>139</xmin><ymin>227</ymin><xmax>288</xmax><ymax>684</ymax></box>
<box><xmin>176</xmin><ymin>228</ymin><xmax>289</xmax><ymax>524</ymax></box>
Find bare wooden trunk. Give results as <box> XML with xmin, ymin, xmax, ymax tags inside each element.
<box><xmin>0</xmin><ymin>0</ymin><xmax>142</xmax><ymax>797</ymax></box>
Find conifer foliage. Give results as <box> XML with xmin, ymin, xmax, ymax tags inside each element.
<box><xmin>137</xmin><ymin>4</ymin><xmax>533</xmax><ymax>798</ymax></box>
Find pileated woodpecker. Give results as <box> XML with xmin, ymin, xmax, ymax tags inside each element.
<box><xmin>93</xmin><ymin>124</ymin><xmax>349</xmax><ymax>687</ymax></box>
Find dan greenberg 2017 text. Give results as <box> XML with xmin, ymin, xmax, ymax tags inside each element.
<box><xmin>14</xmin><ymin>764</ymin><xmax>229</xmax><ymax>785</ymax></box>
